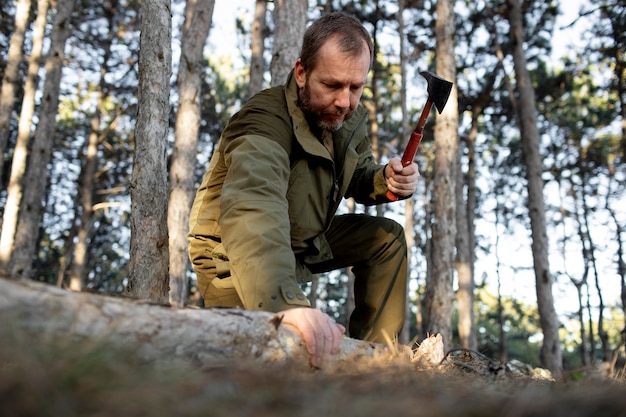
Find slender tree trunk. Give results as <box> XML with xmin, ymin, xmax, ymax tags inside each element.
<box><xmin>344</xmin><ymin>266</ymin><xmax>356</xmax><ymax>333</ymax></box>
<box><xmin>368</xmin><ymin>8</ymin><xmax>381</xmax><ymax>165</ymax></box>
<box><xmin>401</xmin><ymin>198</ymin><xmax>415</xmax><ymax>345</ymax></box>
<box><xmin>168</xmin><ymin>0</ymin><xmax>215</xmax><ymax>307</ymax></box>
<box><xmin>270</xmin><ymin>0</ymin><xmax>306</xmax><ymax>86</ymax></box>
<box><xmin>418</xmin><ymin>175</ymin><xmax>433</xmax><ymax>340</ymax></box>
<box><xmin>168</xmin><ymin>0</ymin><xmax>214</xmax><ymax>307</ymax></box>
<box><xmin>606</xmin><ymin>173</ymin><xmax>626</xmax><ymax>357</ymax></box>
<box><xmin>580</xmin><ymin>182</ymin><xmax>609</xmax><ymax>361</ymax></box>
<box><xmin>495</xmin><ymin>195</ymin><xmax>507</xmax><ymax>363</ymax></box>
<box><xmin>397</xmin><ymin>0</ymin><xmax>415</xmax><ymax>346</ymax></box>
<box><xmin>8</xmin><ymin>0</ymin><xmax>75</xmax><ymax>279</ymax></box>
<box><xmin>69</xmin><ymin>1</ymin><xmax>119</xmax><ymax>291</ymax></box>
<box><xmin>506</xmin><ymin>0</ymin><xmax>562</xmax><ymax>377</ymax></box>
<box><xmin>454</xmin><ymin>63</ymin><xmax>496</xmax><ymax>350</ymax></box>
<box><xmin>0</xmin><ymin>0</ymin><xmax>49</xmax><ymax>271</ymax></box>
<box><xmin>308</xmin><ymin>275</ymin><xmax>319</xmax><ymax>307</ymax></box>
<box><xmin>248</xmin><ymin>0</ymin><xmax>266</xmax><ymax>97</ymax></box>
<box><xmin>57</xmin><ymin>193</ymin><xmax>80</xmax><ymax>288</ymax></box>
<box><xmin>455</xmin><ymin>138</ymin><xmax>476</xmax><ymax>350</ymax></box>
<box><xmin>574</xmin><ymin>281</ymin><xmax>590</xmax><ymax>366</ymax></box>
<box><xmin>0</xmin><ymin>0</ymin><xmax>31</xmax><ymax>182</ymax></box>
<box><xmin>424</xmin><ymin>0</ymin><xmax>458</xmax><ymax>350</ymax></box>
<box><xmin>558</xmin><ymin>172</ymin><xmax>590</xmax><ymax>366</ymax></box>
<box><xmin>127</xmin><ymin>0</ymin><xmax>171</xmax><ymax>302</ymax></box>
<box><xmin>344</xmin><ymin>198</ymin><xmax>356</xmax><ymax>332</ymax></box>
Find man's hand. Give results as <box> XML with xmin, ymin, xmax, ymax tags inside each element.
<box><xmin>385</xmin><ymin>159</ymin><xmax>420</xmax><ymax>197</ymax></box>
<box><xmin>277</xmin><ymin>307</ymin><xmax>345</xmax><ymax>368</ymax></box>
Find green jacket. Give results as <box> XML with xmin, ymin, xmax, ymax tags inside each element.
<box><xmin>188</xmin><ymin>71</ymin><xmax>390</xmax><ymax>312</ymax></box>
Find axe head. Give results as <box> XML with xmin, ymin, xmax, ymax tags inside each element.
<box><xmin>420</xmin><ymin>71</ymin><xmax>453</xmax><ymax>114</ymax></box>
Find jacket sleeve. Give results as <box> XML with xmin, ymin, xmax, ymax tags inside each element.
<box><xmin>219</xmin><ymin>134</ymin><xmax>310</xmax><ymax>312</ymax></box>
<box><xmin>345</xmin><ymin>129</ymin><xmax>390</xmax><ymax>205</ymax></box>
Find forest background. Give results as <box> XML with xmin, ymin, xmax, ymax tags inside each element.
<box><xmin>0</xmin><ymin>0</ymin><xmax>624</xmax><ymax>378</ymax></box>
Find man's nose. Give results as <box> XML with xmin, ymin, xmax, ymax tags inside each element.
<box><xmin>334</xmin><ymin>87</ymin><xmax>351</xmax><ymax>109</ymax></box>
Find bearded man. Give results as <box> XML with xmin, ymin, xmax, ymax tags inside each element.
<box><xmin>188</xmin><ymin>11</ymin><xmax>420</xmax><ymax>368</ymax></box>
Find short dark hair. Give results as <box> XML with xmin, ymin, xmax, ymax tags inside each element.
<box><xmin>298</xmin><ymin>11</ymin><xmax>374</xmax><ymax>72</ymax></box>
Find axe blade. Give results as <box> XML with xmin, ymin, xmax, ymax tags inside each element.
<box><xmin>420</xmin><ymin>71</ymin><xmax>453</xmax><ymax>114</ymax></box>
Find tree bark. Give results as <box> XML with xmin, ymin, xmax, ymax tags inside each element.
<box><xmin>397</xmin><ymin>0</ymin><xmax>416</xmax><ymax>346</ymax></box>
<box><xmin>248</xmin><ymin>0</ymin><xmax>267</xmax><ymax>97</ymax></box>
<box><xmin>270</xmin><ymin>0</ymin><xmax>307</xmax><ymax>86</ymax></box>
<box><xmin>128</xmin><ymin>0</ymin><xmax>171</xmax><ymax>302</ymax></box>
<box><xmin>455</xmin><ymin>141</ymin><xmax>476</xmax><ymax>350</ymax></box>
<box><xmin>69</xmin><ymin>0</ymin><xmax>119</xmax><ymax>291</ymax></box>
<box><xmin>580</xmin><ymin>182</ymin><xmax>610</xmax><ymax>361</ymax></box>
<box><xmin>0</xmin><ymin>277</ymin><xmax>436</xmax><ymax>371</ymax></box>
<box><xmin>424</xmin><ymin>0</ymin><xmax>458</xmax><ymax>350</ymax></box>
<box><xmin>506</xmin><ymin>0</ymin><xmax>562</xmax><ymax>377</ymax></box>
<box><xmin>0</xmin><ymin>0</ymin><xmax>49</xmax><ymax>271</ymax></box>
<box><xmin>0</xmin><ymin>0</ymin><xmax>31</xmax><ymax>183</ymax></box>
<box><xmin>168</xmin><ymin>0</ymin><xmax>215</xmax><ymax>307</ymax></box>
<box><xmin>606</xmin><ymin>173</ymin><xmax>626</xmax><ymax>358</ymax></box>
<box><xmin>7</xmin><ymin>0</ymin><xmax>75</xmax><ymax>279</ymax></box>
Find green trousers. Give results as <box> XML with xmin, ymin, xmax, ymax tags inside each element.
<box><xmin>307</xmin><ymin>214</ymin><xmax>408</xmax><ymax>343</ymax></box>
<box><xmin>197</xmin><ymin>213</ymin><xmax>408</xmax><ymax>344</ymax></box>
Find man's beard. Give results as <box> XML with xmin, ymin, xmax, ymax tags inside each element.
<box><xmin>298</xmin><ymin>84</ymin><xmax>353</xmax><ymax>133</ymax></box>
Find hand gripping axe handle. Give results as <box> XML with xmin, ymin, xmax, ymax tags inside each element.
<box><xmin>386</xmin><ymin>71</ymin><xmax>453</xmax><ymax>201</ymax></box>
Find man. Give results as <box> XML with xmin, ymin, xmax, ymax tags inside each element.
<box><xmin>188</xmin><ymin>11</ymin><xmax>419</xmax><ymax>368</ymax></box>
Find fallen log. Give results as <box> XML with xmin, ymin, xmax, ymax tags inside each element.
<box><xmin>0</xmin><ymin>277</ymin><xmax>438</xmax><ymax>372</ymax></box>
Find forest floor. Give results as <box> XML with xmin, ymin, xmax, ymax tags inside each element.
<box><xmin>2</xmin><ymin>326</ymin><xmax>626</xmax><ymax>417</ymax></box>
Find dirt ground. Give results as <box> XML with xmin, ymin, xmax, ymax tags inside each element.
<box><xmin>2</xmin><ymin>331</ymin><xmax>626</xmax><ymax>417</ymax></box>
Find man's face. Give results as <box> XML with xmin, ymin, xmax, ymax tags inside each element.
<box><xmin>295</xmin><ymin>36</ymin><xmax>370</xmax><ymax>132</ymax></box>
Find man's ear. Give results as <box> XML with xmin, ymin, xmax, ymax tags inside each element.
<box><xmin>294</xmin><ymin>58</ymin><xmax>306</xmax><ymax>89</ymax></box>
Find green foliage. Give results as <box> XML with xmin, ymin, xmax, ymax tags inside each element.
<box><xmin>471</xmin><ymin>287</ymin><xmax>543</xmax><ymax>366</ymax></box>
<box><xmin>561</xmin><ymin>303</ymin><xmax>626</xmax><ymax>369</ymax></box>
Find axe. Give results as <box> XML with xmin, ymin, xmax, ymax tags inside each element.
<box><xmin>386</xmin><ymin>70</ymin><xmax>453</xmax><ymax>201</ymax></box>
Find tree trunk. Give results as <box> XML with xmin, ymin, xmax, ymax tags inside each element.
<box><xmin>559</xmin><ymin>173</ymin><xmax>590</xmax><ymax>366</ymax></box>
<box><xmin>342</xmin><ymin>198</ymin><xmax>356</xmax><ymax>334</ymax></box>
<box><xmin>506</xmin><ymin>0</ymin><xmax>562</xmax><ymax>377</ymax></box>
<box><xmin>270</xmin><ymin>0</ymin><xmax>306</xmax><ymax>86</ymax></box>
<box><xmin>369</xmin><ymin>6</ymin><xmax>381</xmax><ymax>168</ymax></box>
<box><xmin>456</xmin><ymin>61</ymin><xmax>498</xmax><ymax>350</ymax></box>
<box><xmin>69</xmin><ymin>0</ymin><xmax>119</xmax><ymax>291</ymax></box>
<box><xmin>574</xmin><ymin>281</ymin><xmax>590</xmax><ymax>366</ymax></box>
<box><xmin>424</xmin><ymin>0</ymin><xmax>458</xmax><ymax>350</ymax></box>
<box><xmin>606</xmin><ymin>173</ymin><xmax>626</xmax><ymax>358</ymax></box>
<box><xmin>581</xmin><ymin>182</ymin><xmax>610</xmax><ymax>361</ymax></box>
<box><xmin>0</xmin><ymin>277</ymin><xmax>439</xmax><ymax>371</ymax></box>
<box><xmin>248</xmin><ymin>0</ymin><xmax>267</xmax><ymax>97</ymax></box>
<box><xmin>397</xmin><ymin>0</ymin><xmax>416</xmax><ymax>346</ymax></box>
<box><xmin>455</xmin><ymin>141</ymin><xmax>476</xmax><ymax>350</ymax></box>
<box><xmin>168</xmin><ymin>0</ymin><xmax>214</xmax><ymax>307</ymax></box>
<box><xmin>127</xmin><ymin>0</ymin><xmax>171</xmax><ymax>302</ymax></box>
<box><xmin>0</xmin><ymin>0</ymin><xmax>31</xmax><ymax>183</ymax></box>
<box><xmin>7</xmin><ymin>0</ymin><xmax>75</xmax><ymax>279</ymax></box>
<box><xmin>401</xmin><ymin>197</ymin><xmax>415</xmax><ymax>345</ymax></box>
<box><xmin>0</xmin><ymin>0</ymin><xmax>49</xmax><ymax>271</ymax></box>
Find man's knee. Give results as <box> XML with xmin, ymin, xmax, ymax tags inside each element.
<box><xmin>370</xmin><ymin>216</ymin><xmax>407</xmax><ymax>263</ymax></box>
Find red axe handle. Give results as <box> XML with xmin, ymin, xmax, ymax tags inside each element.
<box><xmin>385</xmin><ymin>99</ymin><xmax>433</xmax><ymax>201</ymax></box>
